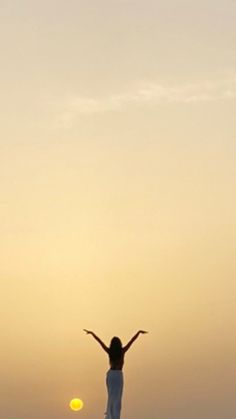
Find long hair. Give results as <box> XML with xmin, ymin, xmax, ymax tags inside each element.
<box><xmin>109</xmin><ymin>336</ymin><xmax>122</xmax><ymax>361</ymax></box>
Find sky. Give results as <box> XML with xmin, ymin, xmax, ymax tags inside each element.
<box><xmin>0</xmin><ymin>1</ymin><xmax>236</xmax><ymax>418</ymax></box>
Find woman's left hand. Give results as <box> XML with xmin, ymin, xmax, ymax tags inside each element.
<box><xmin>83</xmin><ymin>329</ymin><xmax>93</xmax><ymax>335</ymax></box>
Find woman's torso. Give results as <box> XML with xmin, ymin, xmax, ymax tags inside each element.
<box><xmin>109</xmin><ymin>349</ymin><xmax>124</xmax><ymax>370</ymax></box>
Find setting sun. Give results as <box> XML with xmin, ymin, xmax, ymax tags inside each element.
<box><xmin>69</xmin><ymin>398</ymin><xmax>84</xmax><ymax>411</ymax></box>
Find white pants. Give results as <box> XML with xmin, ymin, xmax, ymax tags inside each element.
<box><xmin>105</xmin><ymin>369</ymin><xmax>124</xmax><ymax>419</ymax></box>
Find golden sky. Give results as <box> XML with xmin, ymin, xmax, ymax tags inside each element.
<box><xmin>1</xmin><ymin>1</ymin><xmax>236</xmax><ymax>418</ymax></box>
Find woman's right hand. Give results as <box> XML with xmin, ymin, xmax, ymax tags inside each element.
<box><xmin>139</xmin><ymin>330</ymin><xmax>148</xmax><ymax>334</ymax></box>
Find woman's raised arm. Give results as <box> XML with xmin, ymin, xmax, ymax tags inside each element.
<box><xmin>123</xmin><ymin>330</ymin><xmax>148</xmax><ymax>353</ymax></box>
<box><xmin>83</xmin><ymin>329</ymin><xmax>109</xmax><ymax>353</ymax></box>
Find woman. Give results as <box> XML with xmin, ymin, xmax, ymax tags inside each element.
<box><xmin>83</xmin><ymin>329</ymin><xmax>148</xmax><ymax>419</ymax></box>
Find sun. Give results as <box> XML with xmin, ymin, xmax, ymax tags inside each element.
<box><xmin>69</xmin><ymin>398</ymin><xmax>84</xmax><ymax>411</ymax></box>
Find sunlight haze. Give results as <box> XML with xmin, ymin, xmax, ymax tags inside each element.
<box><xmin>1</xmin><ymin>1</ymin><xmax>236</xmax><ymax>418</ymax></box>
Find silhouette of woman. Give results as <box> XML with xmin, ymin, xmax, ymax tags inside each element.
<box><xmin>83</xmin><ymin>329</ymin><xmax>148</xmax><ymax>419</ymax></box>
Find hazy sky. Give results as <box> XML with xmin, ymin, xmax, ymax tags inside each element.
<box><xmin>1</xmin><ymin>1</ymin><xmax>236</xmax><ymax>419</ymax></box>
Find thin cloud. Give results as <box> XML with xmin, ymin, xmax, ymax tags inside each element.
<box><xmin>58</xmin><ymin>74</ymin><xmax>236</xmax><ymax>126</ymax></box>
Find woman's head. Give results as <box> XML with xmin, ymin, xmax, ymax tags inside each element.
<box><xmin>109</xmin><ymin>336</ymin><xmax>122</xmax><ymax>360</ymax></box>
<box><xmin>110</xmin><ymin>336</ymin><xmax>122</xmax><ymax>349</ymax></box>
